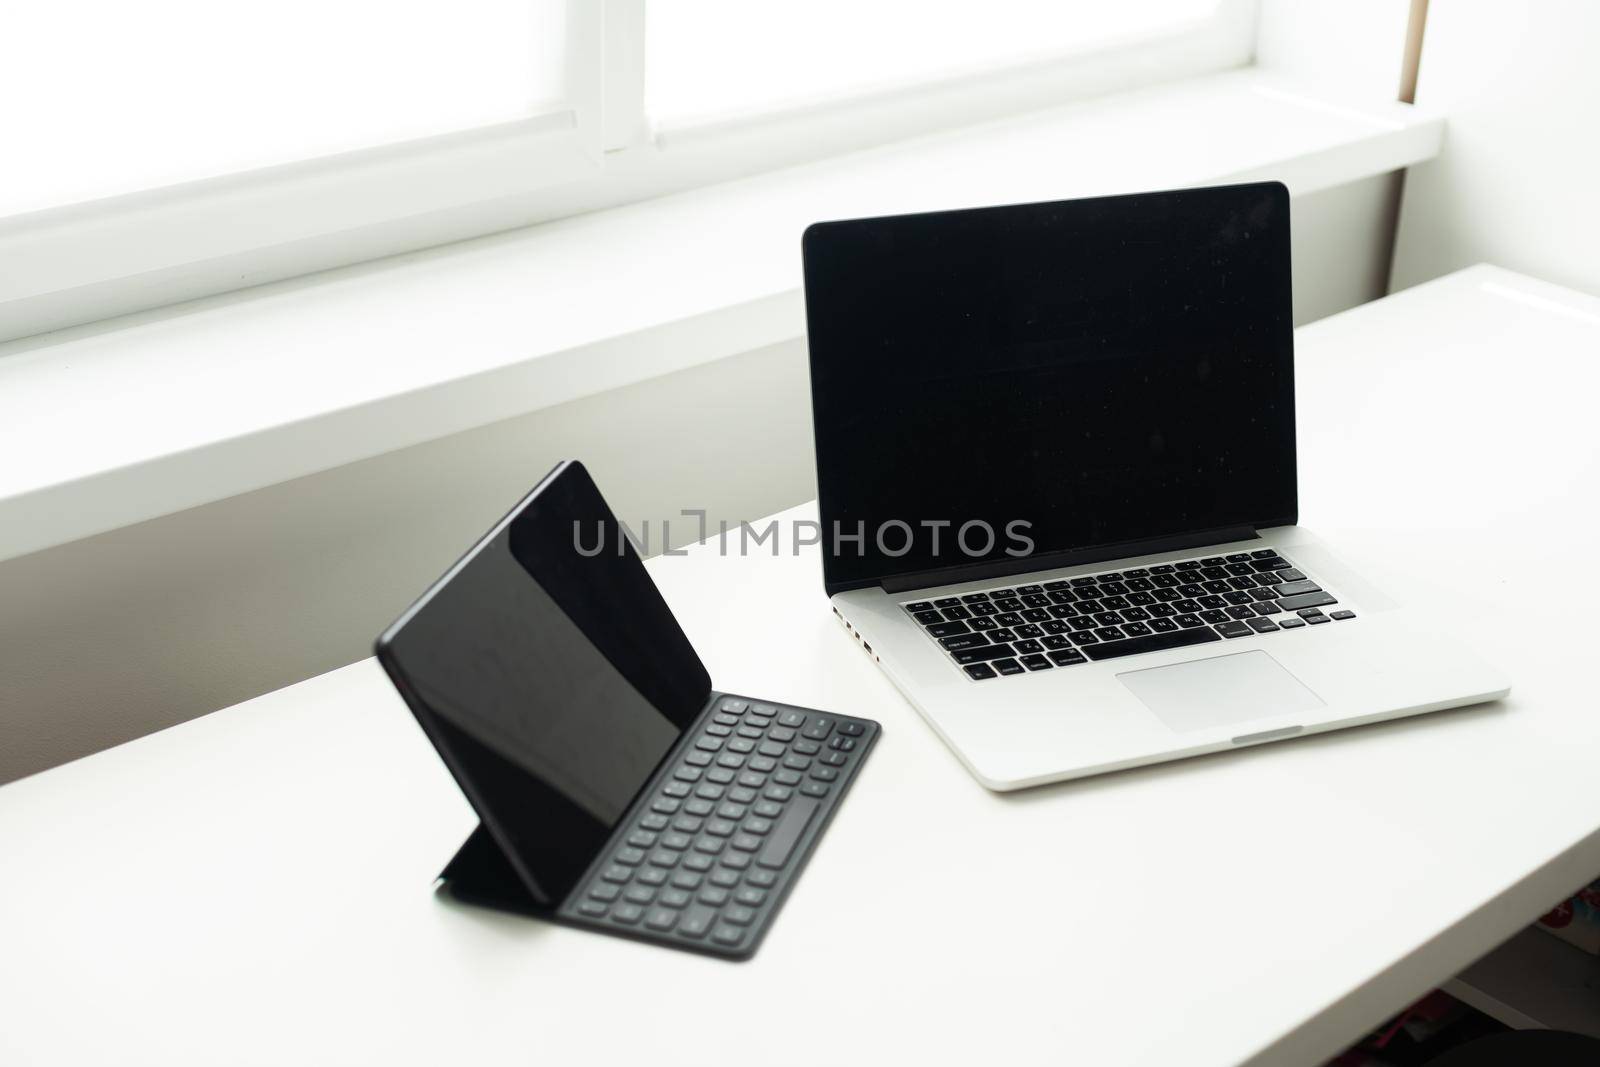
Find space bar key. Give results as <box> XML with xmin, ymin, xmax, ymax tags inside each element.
<box><xmin>1081</xmin><ymin>627</ymin><xmax>1221</xmax><ymax>661</ymax></box>
<box><xmin>757</xmin><ymin>797</ymin><xmax>820</xmax><ymax>869</ymax></box>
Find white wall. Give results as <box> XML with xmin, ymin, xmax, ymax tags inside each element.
<box><xmin>0</xmin><ymin>340</ymin><xmax>817</xmax><ymax>784</ymax></box>
<box><xmin>1391</xmin><ymin>1</ymin><xmax>1600</xmax><ymax>296</ymax></box>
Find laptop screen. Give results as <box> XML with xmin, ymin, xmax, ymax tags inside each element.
<box><xmin>802</xmin><ymin>182</ymin><xmax>1297</xmax><ymax>593</ymax></box>
<box><xmin>377</xmin><ymin>462</ymin><xmax>710</xmax><ymax>905</ymax></box>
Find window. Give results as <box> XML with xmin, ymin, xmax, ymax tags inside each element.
<box><xmin>0</xmin><ymin>0</ymin><xmax>1254</xmax><ymax>344</ymax></box>
<box><xmin>3</xmin><ymin>0</ymin><xmax>569</xmax><ymax>217</ymax></box>
<box><xmin>647</xmin><ymin>0</ymin><xmax>1224</xmax><ymax>133</ymax></box>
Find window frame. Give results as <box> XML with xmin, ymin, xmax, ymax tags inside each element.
<box><xmin>0</xmin><ymin>0</ymin><xmax>1256</xmax><ymax>344</ymax></box>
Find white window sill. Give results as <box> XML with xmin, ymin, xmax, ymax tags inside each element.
<box><xmin>0</xmin><ymin>68</ymin><xmax>1439</xmax><ymax>564</ymax></box>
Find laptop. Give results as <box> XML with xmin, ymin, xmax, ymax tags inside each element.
<box><xmin>800</xmin><ymin>181</ymin><xmax>1507</xmax><ymax>791</ymax></box>
<box><xmin>375</xmin><ymin>461</ymin><xmax>879</xmax><ymax>958</ymax></box>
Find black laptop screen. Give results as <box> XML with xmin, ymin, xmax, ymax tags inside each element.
<box><xmin>378</xmin><ymin>462</ymin><xmax>710</xmax><ymax>905</ymax></box>
<box><xmin>802</xmin><ymin>182</ymin><xmax>1297</xmax><ymax>593</ymax></box>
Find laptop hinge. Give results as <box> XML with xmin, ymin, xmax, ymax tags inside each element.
<box><xmin>878</xmin><ymin>525</ymin><xmax>1259</xmax><ymax>595</ymax></box>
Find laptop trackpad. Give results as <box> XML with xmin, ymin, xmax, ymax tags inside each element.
<box><xmin>1118</xmin><ymin>650</ymin><xmax>1325</xmax><ymax>734</ymax></box>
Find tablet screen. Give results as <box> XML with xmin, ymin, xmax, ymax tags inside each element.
<box><xmin>378</xmin><ymin>462</ymin><xmax>710</xmax><ymax>904</ymax></box>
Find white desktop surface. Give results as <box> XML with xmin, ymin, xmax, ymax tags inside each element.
<box><xmin>3</xmin><ymin>265</ymin><xmax>1598</xmax><ymax>1066</ymax></box>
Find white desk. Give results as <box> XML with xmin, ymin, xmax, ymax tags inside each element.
<box><xmin>3</xmin><ymin>265</ymin><xmax>1599</xmax><ymax>1066</ymax></box>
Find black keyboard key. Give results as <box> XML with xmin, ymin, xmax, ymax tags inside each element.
<box><xmin>964</xmin><ymin>663</ymin><xmax>998</xmax><ymax>680</ymax></box>
<box><xmin>1250</xmin><ymin>548</ymin><xmax>1277</xmax><ymax>558</ymax></box>
<box><xmin>1014</xmin><ymin>623</ymin><xmax>1044</xmax><ymax>638</ymax></box>
<box><xmin>989</xmin><ymin>588</ymin><xmax>1016</xmax><ymax>598</ymax></box>
<box><xmin>1274</xmin><ymin>579</ymin><xmax>1322</xmax><ymax>597</ymax></box>
<box><xmin>1094</xmin><ymin>626</ymin><xmax>1125</xmax><ymax>641</ymax></box>
<box><xmin>1070</xmin><ymin>577</ymin><xmax>1098</xmax><ymax>587</ymax></box>
<box><xmin>942</xmin><ymin>605</ymin><xmax>972</xmax><ymax>620</ymax></box>
<box><xmin>970</xmin><ymin>616</ymin><xmax>998</xmax><ymax>631</ymax></box>
<box><xmin>1175</xmin><ymin>613</ymin><xmax>1203</xmax><ymax>628</ymax></box>
<box><xmin>913</xmin><ymin>610</ymin><xmax>941</xmax><ymax>625</ymax></box>
<box><xmin>1123</xmin><ymin>621</ymin><xmax>1153</xmax><ymax>636</ymax></box>
<box><xmin>1150</xmin><ymin>618</ymin><xmax>1178</xmax><ymax>633</ymax></box>
<box><xmin>1306</xmin><ymin>613</ymin><xmax>1331</xmax><ymax>624</ymax></box>
<box><xmin>678</xmin><ymin>906</ymin><xmax>715</xmax><ymax>939</ymax></box>
<box><xmin>1200</xmin><ymin>609</ymin><xmax>1229</xmax><ymax>624</ymax></box>
<box><xmin>1277</xmin><ymin>591</ymin><xmax>1337</xmax><ymax>612</ymax></box>
<box><xmin>1278</xmin><ymin>617</ymin><xmax>1306</xmax><ymax>629</ymax></box>
<box><xmin>1216</xmin><ymin>621</ymin><xmax>1252</xmax><ymax>638</ymax></box>
<box><xmin>1277</xmin><ymin>568</ymin><xmax>1307</xmax><ymax>582</ymax></box>
<box><xmin>1176</xmin><ymin>560</ymin><xmax>1203</xmax><ymax>570</ymax></box>
<box><xmin>1226</xmin><ymin>563</ymin><xmax>1254</xmax><ymax>576</ymax></box>
<box><xmin>1201</xmin><ymin>556</ymin><xmax>1226</xmax><ymax>566</ymax></box>
<box><xmin>1100</xmin><ymin>595</ymin><xmax>1130</xmax><ymax>609</ymax></box>
<box><xmin>1021</xmin><ymin>608</ymin><xmax>1050</xmax><ymax>622</ymax></box>
<box><xmin>1248</xmin><ymin>618</ymin><xmax>1279</xmax><ymax>633</ymax></box>
<box><xmin>933</xmin><ymin>597</ymin><xmax>961</xmax><ymax>608</ymax></box>
<box><xmin>1251</xmin><ymin>602</ymin><xmax>1279</xmax><ymax>617</ymax></box>
<box><xmin>1081</xmin><ymin>626</ymin><xmax>1221</xmax><ymax>661</ymax></box>
<box><xmin>1014</xmin><ymin>639</ymin><xmax>1043</xmax><ymax>654</ymax></box>
<box><xmin>1068</xmin><ymin>630</ymin><xmax>1099</xmax><ymax>645</ymax></box>
<box><xmin>1073</xmin><ymin>598</ymin><xmax>1103</xmax><ymax>613</ymax></box>
<box><xmin>926</xmin><ymin>620</ymin><xmax>971</xmax><ymax>637</ymax></box>
<box><xmin>961</xmin><ymin>592</ymin><xmax>991</xmax><ymax>603</ymax></box>
<box><xmin>970</xmin><ymin>601</ymin><xmax>998</xmax><ymax>616</ymax></box>
<box><xmin>905</xmin><ymin>602</ymin><xmax>934</xmax><ymax>613</ymax></box>
<box><xmin>996</xmin><ymin>612</ymin><xmax>1024</xmax><ymax>626</ymax></box>
<box><xmin>941</xmin><ymin>632</ymin><xmax>994</xmax><ymax>651</ymax></box>
<box><xmin>995</xmin><ymin>598</ymin><xmax>1024</xmax><ymax>612</ymax></box>
<box><xmin>1331</xmin><ymin>610</ymin><xmax>1356</xmax><ymax>620</ymax></box>
<box><xmin>1020</xmin><ymin>654</ymin><xmax>1052</xmax><ymax>671</ymax></box>
<box><xmin>1225</xmin><ymin>552</ymin><xmax>1251</xmax><ymax>563</ymax></box>
<box><xmin>954</xmin><ymin>644</ymin><xmax>1015</xmax><ymax>665</ymax></box>
<box><xmin>1123</xmin><ymin>568</ymin><xmax>1149</xmax><ymax>578</ymax></box>
<box><xmin>1151</xmin><ymin>564</ymin><xmax>1176</xmax><ymax>574</ymax></box>
<box><xmin>1048</xmin><ymin>649</ymin><xmax>1086</xmax><ymax>666</ymax></box>
<box><xmin>994</xmin><ymin>658</ymin><xmax>1025</xmax><ymax>675</ymax></box>
<box><xmin>1041</xmin><ymin>634</ymin><xmax>1070</xmax><ymax>649</ymax></box>
<box><xmin>1175</xmin><ymin>598</ymin><xmax>1202</xmax><ymax>612</ymax></box>
<box><xmin>988</xmin><ymin>627</ymin><xmax>1017</xmax><ymax>642</ymax></box>
<box><xmin>755</xmin><ymin>796</ymin><xmax>818</xmax><ymax>869</ymax></box>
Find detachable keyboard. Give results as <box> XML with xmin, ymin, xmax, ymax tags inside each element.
<box><xmin>904</xmin><ymin>548</ymin><xmax>1357</xmax><ymax>680</ymax></box>
<box><xmin>557</xmin><ymin>694</ymin><xmax>878</xmax><ymax>959</ymax></box>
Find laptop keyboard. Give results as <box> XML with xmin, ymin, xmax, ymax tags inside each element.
<box><xmin>557</xmin><ymin>695</ymin><xmax>878</xmax><ymax>959</ymax></box>
<box><xmin>903</xmin><ymin>549</ymin><xmax>1356</xmax><ymax>680</ymax></box>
